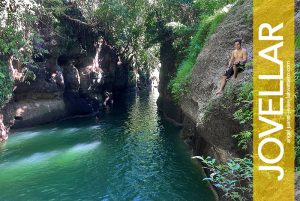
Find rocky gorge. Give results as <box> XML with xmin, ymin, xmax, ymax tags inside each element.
<box><xmin>0</xmin><ymin>25</ymin><xmax>131</xmax><ymax>139</ymax></box>
<box><xmin>0</xmin><ymin>0</ymin><xmax>299</xmax><ymax>200</ymax></box>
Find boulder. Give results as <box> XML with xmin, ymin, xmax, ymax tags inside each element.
<box><xmin>0</xmin><ymin>114</ymin><xmax>8</xmax><ymax>142</ymax></box>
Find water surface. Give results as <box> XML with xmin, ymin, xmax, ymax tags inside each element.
<box><xmin>0</xmin><ymin>90</ymin><xmax>214</xmax><ymax>201</ymax></box>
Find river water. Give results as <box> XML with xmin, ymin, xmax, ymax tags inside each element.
<box><xmin>0</xmin><ymin>89</ymin><xmax>214</xmax><ymax>201</ymax></box>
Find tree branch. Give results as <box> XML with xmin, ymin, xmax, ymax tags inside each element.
<box><xmin>60</xmin><ymin>13</ymin><xmax>95</xmax><ymax>28</ymax></box>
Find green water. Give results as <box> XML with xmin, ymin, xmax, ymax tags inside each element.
<box><xmin>0</xmin><ymin>90</ymin><xmax>214</xmax><ymax>201</ymax></box>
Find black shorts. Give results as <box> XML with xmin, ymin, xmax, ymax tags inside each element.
<box><xmin>223</xmin><ymin>63</ymin><xmax>245</xmax><ymax>79</ymax></box>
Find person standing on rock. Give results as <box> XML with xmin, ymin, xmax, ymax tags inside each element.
<box><xmin>216</xmin><ymin>39</ymin><xmax>248</xmax><ymax>95</ymax></box>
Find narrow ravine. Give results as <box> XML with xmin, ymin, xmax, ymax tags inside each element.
<box><xmin>0</xmin><ymin>89</ymin><xmax>214</xmax><ymax>201</ymax></box>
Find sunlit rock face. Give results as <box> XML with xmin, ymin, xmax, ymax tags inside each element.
<box><xmin>3</xmin><ymin>99</ymin><xmax>68</xmax><ymax>129</ymax></box>
<box><xmin>0</xmin><ymin>50</ymin><xmax>68</xmax><ymax>129</ymax></box>
<box><xmin>0</xmin><ymin>2</ymin><xmax>133</xmax><ymax>137</ymax></box>
<box><xmin>0</xmin><ymin>40</ymin><xmax>129</xmax><ymax>130</ymax></box>
<box><xmin>1</xmin><ymin>28</ymin><xmax>129</xmax><ymax>132</ymax></box>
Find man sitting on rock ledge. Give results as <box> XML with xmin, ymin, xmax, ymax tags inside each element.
<box><xmin>216</xmin><ymin>39</ymin><xmax>248</xmax><ymax>95</ymax></box>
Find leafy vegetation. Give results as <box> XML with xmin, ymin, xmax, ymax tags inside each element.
<box><xmin>296</xmin><ymin>34</ymin><xmax>300</xmax><ymax>49</ymax></box>
<box><xmin>0</xmin><ymin>0</ymin><xmax>238</xmax><ymax>108</ymax></box>
<box><xmin>170</xmin><ymin>11</ymin><xmax>227</xmax><ymax>101</ymax></box>
<box><xmin>0</xmin><ymin>62</ymin><xmax>13</xmax><ymax>107</ymax></box>
<box><xmin>0</xmin><ymin>26</ymin><xmax>25</xmax><ymax>57</ymax></box>
<box><xmin>1</xmin><ymin>1</ymin><xmax>297</xmax><ymax>200</ymax></box>
<box><xmin>233</xmin><ymin>82</ymin><xmax>253</xmax><ymax>150</ymax></box>
<box><xmin>168</xmin><ymin>0</ymin><xmax>237</xmax><ymax>101</ymax></box>
<box><xmin>296</xmin><ymin>133</ymin><xmax>300</xmax><ymax>171</ymax></box>
<box><xmin>197</xmin><ymin>78</ymin><xmax>254</xmax><ymax>199</ymax></box>
<box><xmin>233</xmin><ymin>130</ymin><xmax>252</xmax><ymax>150</ymax></box>
<box><xmin>0</xmin><ymin>0</ymin><xmax>42</xmax><ymax>108</ymax></box>
<box><xmin>193</xmin><ymin>155</ymin><xmax>252</xmax><ymax>201</ymax></box>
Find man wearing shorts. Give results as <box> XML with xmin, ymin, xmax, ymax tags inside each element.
<box><xmin>216</xmin><ymin>39</ymin><xmax>248</xmax><ymax>95</ymax></box>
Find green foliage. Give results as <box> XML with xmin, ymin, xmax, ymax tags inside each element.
<box><xmin>94</xmin><ymin>0</ymin><xmax>146</xmax><ymax>48</ymax></box>
<box><xmin>193</xmin><ymin>155</ymin><xmax>252</xmax><ymax>201</ymax></box>
<box><xmin>233</xmin><ymin>108</ymin><xmax>252</xmax><ymax>125</ymax></box>
<box><xmin>233</xmin><ymin>82</ymin><xmax>253</xmax><ymax>123</ymax></box>
<box><xmin>92</xmin><ymin>0</ymin><xmax>200</xmax><ymax>79</ymax></box>
<box><xmin>0</xmin><ymin>62</ymin><xmax>13</xmax><ymax>107</ymax></box>
<box><xmin>0</xmin><ymin>1</ymin><xmax>52</xmax><ymax>108</ymax></box>
<box><xmin>168</xmin><ymin>0</ymin><xmax>238</xmax><ymax>101</ymax></box>
<box><xmin>233</xmin><ymin>131</ymin><xmax>252</xmax><ymax>150</ymax></box>
<box><xmin>0</xmin><ymin>25</ymin><xmax>47</xmax><ymax>66</ymax></box>
<box><xmin>295</xmin><ymin>34</ymin><xmax>300</xmax><ymax>49</ymax></box>
<box><xmin>295</xmin><ymin>62</ymin><xmax>300</xmax><ymax>87</ymax></box>
<box><xmin>0</xmin><ymin>2</ymin><xmax>40</xmax><ymax>108</ymax></box>
<box><xmin>0</xmin><ymin>0</ymin><xmax>43</xmax><ymax>59</ymax></box>
<box><xmin>144</xmin><ymin>0</ymin><xmax>199</xmax><ymax>44</ymax></box>
<box><xmin>92</xmin><ymin>0</ymin><xmax>235</xmax><ymax>86</ymax></box>
<box><xmin>0</xmin><ymin>26</ymin><xmax>25</xmax><ymax>57</ymax></box>
<box><xmin>233</xmin><ymin>82</ymin><xmax>253</xmax><ymax>150</ymax></box>
<box><xmin>93</xmin><ymin>0</ymin><xmax>160</xmax><ymax>72</ymax></box>
<box><xmin>193</xmin><ymin>0</ymin><xmax>236</xmax><ymax>16</ymax></box>
<box><xmin>43</xmin><ymin>0</ymin><xmax>66</xmax><ymax>16</ymax></box>
<box><xmin>169</xmin><ymin>11</ymin><xmax>227</xmax><ymax>101</ymax></box>
<box><xmin>23</xmin><ymin>70</ymin><xmax>36</xmax><ymax>85</ymax></box>
<box><xmin>172</xmin><ymin>25</ymin><xmax>196</xmax><ymax>62</ymax></box>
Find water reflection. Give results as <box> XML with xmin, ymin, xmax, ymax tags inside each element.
<box><xmin>0</xmin><ymin>89</ymin><xmax>214</xmax><ymax>201</ymax></box>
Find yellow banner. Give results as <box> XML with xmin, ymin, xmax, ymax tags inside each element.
<box><xmin>253</xmin><ymin>0</ymin><xmax>294</xmax><ymax>200</ymax></box>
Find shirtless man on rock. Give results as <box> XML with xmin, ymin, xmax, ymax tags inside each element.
<box><xmin>216</xmin><ymin>39</ymin><xmax>248</xmax><ymax>95</ymax></box>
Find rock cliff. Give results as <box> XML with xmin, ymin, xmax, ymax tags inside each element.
<box><xmin>158</xmin><ymin>0</ymin><xmax>299</xmax><ymax>200</ymax></box>
<box><xmin>159</xmin><ymin>0</ymin><xmax>253</xmax><ymax>162</ymax></box>
<box><xmin>0</xmin><ymin>22</ymin><xmax>129</xmax><ymax>136</ymax></box>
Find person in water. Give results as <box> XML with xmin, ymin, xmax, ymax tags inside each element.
<box><xmin>117</xmin><ymin>56</ymin><xmax>122</xmax><ymax>66</ymax></box>
<box><xmin>103</xmin><ymin>91</ymin><xmax>113</xmax><ymax>107</ymax></box>
<box><xmin>216</xmin><ymin>39</ymin><xmax>248</xmax><ymax>95</ymax></box>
